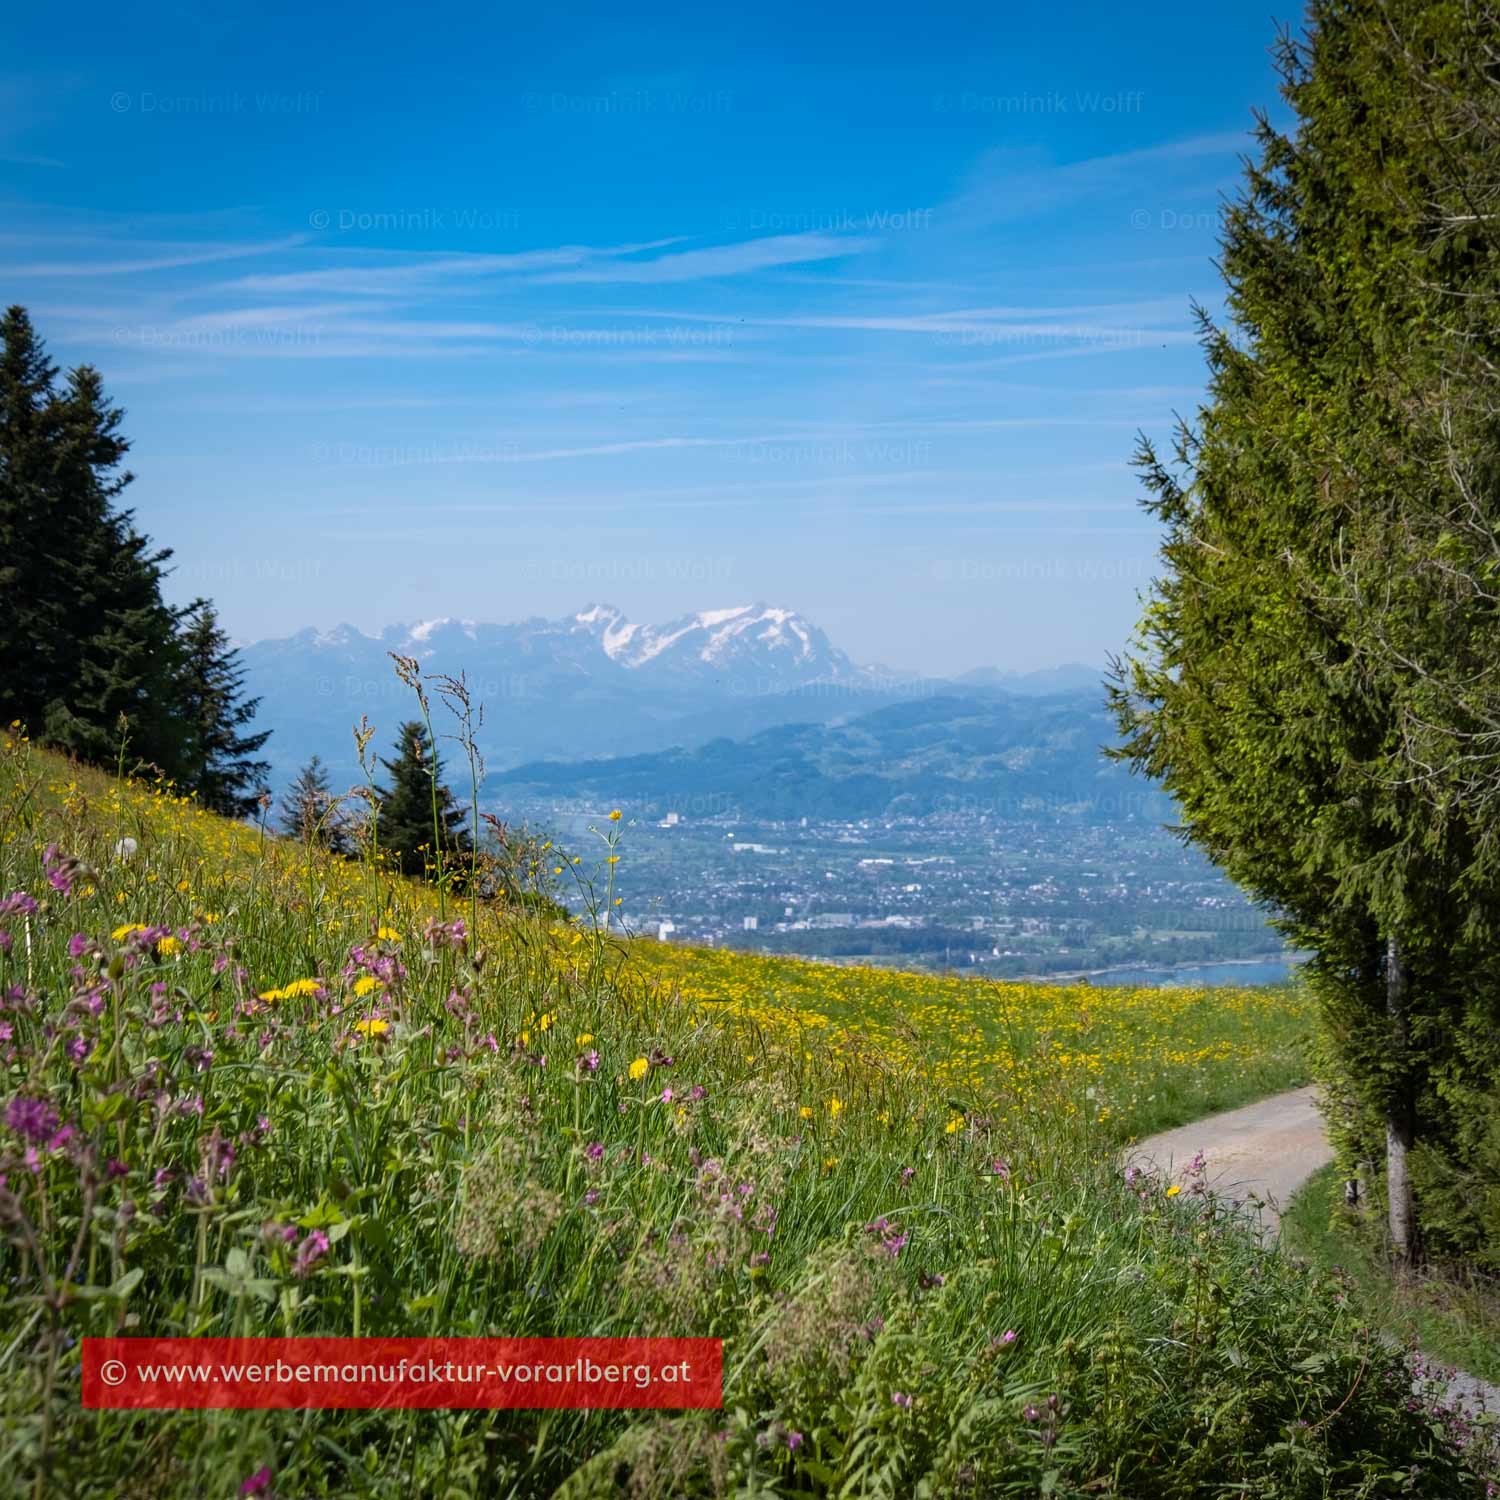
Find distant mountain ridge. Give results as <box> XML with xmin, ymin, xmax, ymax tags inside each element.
<box><xmin>238</xmin><ymin>604</ymin><xmax>1105</xmax><ymax>793</ymax></box>
<box><xmin>491</xmin><ymin>692</ymin><xmax>1162</xmax><ymax>823</ymax></box>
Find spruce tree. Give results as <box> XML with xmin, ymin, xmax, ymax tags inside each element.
<box><xmin>374</xmin><ymin>721</ymin><xmax>470</xmax><ymax>881</ymax></box>
<box><xmin>178</xmin><ymin>603</ymin><xmax>271</xmax><ymax>818</ymax></box>
<box><xmin>1110</xmin><ymin>0</ymin><xmax>1500</xmax><ymax>1264</ymax></box>
<box><xmin>279</xmin><ymin>755</ymin><xmax>351</xmax><ymax>853</ymax></box>
<box><xmin>0</xmin><ymin>308</ymin><xmax>191</xmax><ymax>776</ymax></box>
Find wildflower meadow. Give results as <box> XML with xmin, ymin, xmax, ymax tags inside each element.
<box><xmin>1</xmin><ymin>720</ymin><xmax>1496</xmax><ymax>1498</ymax></box>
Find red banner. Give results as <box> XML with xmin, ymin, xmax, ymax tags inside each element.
<box><xmin>82</xmin><ymin>1336</ymin><xmax>722</xmax><ymax>1410</ymax></box>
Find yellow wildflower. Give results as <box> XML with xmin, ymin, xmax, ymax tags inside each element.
<box><xmin>156</xmin><ymin>935</ymin><xmax>180</xmax><ymax>956</ymax></box>
<box><xmin>828</xmin><ymin>1097</ymin><xmax>844</xmax><ymax>1118</ymax></box>
<box><xmin>354</xmin><ymin>1017</ymin><xmax>390</xmax><ymax>1036</ymax></box>
<box><xmin>576</xmin><ymin>1033</ymin><xmax>594</xmax><ymax>1046</ymax></box>
<box><xmin>353</xmin><ymin>976</ymin><xmax>378</xmax><ymax>997</ymax></box>
<box><xmin>112</xmin><ymin>923</ymin><xmax>147</xmax><ymax>940</ymax></box>
<box><xmin>799</xmin><ymin>1106</ymin><xmax>813</xmax><ymax>1120</ymax></box>
<box><xmin>628</xmin><ymin>1057</ymin><xmax>649</xmax><ymax>1081</ymax></box>
<box><xmin>375</xmin><ymin>926</ymin><xmax>401</xmax><ymax>942</ymax></box>
<box><xmin>280</xmin><ymin>978</ymin><xmax>322</xmax><ymax>999</ymax></box>
<box><xmin>945</xmin><ymin>1114</ymin><xmax>965</xmax><ymax>1134</ymax></box>
<box><xmin>1166</xmin><ymin>1184</ymin><xmax>1182</xmax><ymax>1198</ymax></box>
<box><xmin>608</xmin><ymin>809</ymin><xmax>622</xmax><ymax>821</ymax></box>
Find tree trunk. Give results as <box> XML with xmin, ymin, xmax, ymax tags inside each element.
<box><xmin>1386</xmin><ymin>932</ymin><xmax>1416</xmax><ymax>1264</ymax></box>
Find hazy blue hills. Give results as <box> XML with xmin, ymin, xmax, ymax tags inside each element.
<box><xmin>490</xmin><ymin>692</ymin><xmax>1163</xmax><ymax>823</ymax></box>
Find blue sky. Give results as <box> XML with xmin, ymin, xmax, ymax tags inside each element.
<box><xmin>2</xmin><ymin>1</ymin><xmax>1286</xmax><ymax>674</ymax></box>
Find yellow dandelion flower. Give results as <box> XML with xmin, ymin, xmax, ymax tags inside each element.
<box><xmin>112</xmin><ymin>923</ymin><xmax>147</xmax><ymax>941</ymax></box>
<box><xmin>576</xmin><ymin>1032</ymin><xmax>594</xmax><ymax>1046</ymax></box>
<box><xmin>280</xmin><ymin>978</ymin><xmax>322</xmax><ymax>999</ymax></box>
<box><xmin>828</xmin><ymin>1097</ymin><xmax>844</xmax><ymax>1118</ymax></box>
<box><xmin>608</xmin><ymin>809</ymin><xmax>622</xmax><ymax>821</ymax></box>
<box><xmin>156</xmin><ymin>935</ymin><xmax>180</xmax><ymax>956</ymax></box>
<box><xmin>354</xmin><ymin>1017</ymin><xmax>390</xmax><ymax>1036</ymax></box>
<box><xmin>176</xmin><ymin>879</ymin><xmax>190</xmax><ymax>892</ymax></box>
<box><xmin>258</xmin><ymin>988</ymin><xmax>285</xmax><ymax>1002</ymax></box>
<box><xmin>799</xmin><ymin>1106</ymin><xmax>813</xmax><ymax>1120</ymax></box>
<box><xmin>1166</xmin><ymin>1184</ymin><xmax>1182</xmax><ymax>1198</ymax></box>
<box><xmin>945</xmin><ymin>1114</ymin><xmax>965</xmax><ymax>1134</ymax></box>
<box><xmin>628</xmin><ymin>1057</ymin><xmax>649</xmax><ymax>1081</ymax></box>
<box><xmin>375</xmin><ymin>926</ymin><xmax>401</xmax><ymax>942</ymax></box>
<box><xmin>537</xmin><ymin>1012</ymin><xmax>554</xmax><ymax>1033</ymax></box>
<box><xmin>353</xmin><ymin>976</ymin><xmax>378</xmax><ymax>997</ymax></box>
<box><xmin>606</xmin><ymin>855</ymin><xmax>619</xmax><ymax>866</ymax></box>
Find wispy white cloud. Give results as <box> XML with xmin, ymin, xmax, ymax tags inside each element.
<box><xmin>225</xmin><ymin>242</ymin><xmax>681</xmax><ymax>296</ymax></box>
<box><xmin>947</xmin><ymin>129</ymin><xmax>1248</xmax><ymax>228</ymax></box>
<box><xmin>529</xmin><ymin>232</ymin><xmax>873</xmax><ymax>284</ymax></box>
<box><xmin>3</xmin><ymin>234</ymin><xmax>309</xmax><ymax>278</ymax></box>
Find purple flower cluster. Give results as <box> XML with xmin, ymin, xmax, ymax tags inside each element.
<box><xmin>0</xmin><ymin>890</ymin><xmax>37</xmax><ymax>953</ymax></box>
<box><xmin>863</xmin><ymin>1215</ymin><xmax>907</xmax><ymax>1258</ymax></box>
<box><xmin>292</xmin><ymin>1229</ymin><xmax>330</xmax><ymax>1278</ymax></box>
<box><xmin>6</xmin><ymin>1094</ymin><xmax>59</xmax><ymax>1143</ymax></box>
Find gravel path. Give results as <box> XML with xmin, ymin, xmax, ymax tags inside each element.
<box><xmin>1128</xmin><ymin>1084</ymin><xmax>1332</xmax><ymax>1233</ymax></box>
<box><xmin>1131</xmin><ymin>1087</ymin><xmax>1500</xmax><ymax>1418</ymax></box>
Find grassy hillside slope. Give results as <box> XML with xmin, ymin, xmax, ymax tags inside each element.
<box><xmin>1</xmin><ymin>733</ymin><xmax>1493</xmax><ymax>1498</ymax></box>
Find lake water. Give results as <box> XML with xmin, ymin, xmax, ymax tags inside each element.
<box><xmin>1040</xmin><ymin>955</ymin><xmax>1306</xmax><ymax>988</ymax></box>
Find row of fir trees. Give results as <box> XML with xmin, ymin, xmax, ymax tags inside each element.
<box><xmin>0</xmin><ymin>306</ymin><xmax>270</xmax><ymax>815</ymax></box>
<box><xmin>0</xmin><ymin>304</ymin><xmax>475</xmax><ymax>883</ymax></box>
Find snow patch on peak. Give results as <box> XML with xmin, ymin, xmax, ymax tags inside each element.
<box><xmin>314</xmin><ymin>622</ymin><xmax>367</xmax><ymax>648</ymax></box>
<box><xmin>601</xmin><ymin>619</ymin><xmax>642</xmax><ymax>658</ymax></box>
<box><xmin>575</xmin><ymin>603</ymin><xmax>624</xmax><ymax>627</ymax></box>
<box><xmin>408</xmin><ymin>618</ymin><xmax>477</xmax><ymax>643</ymax></box>
<box><xmin>694</xmin><ymin>605</ymin><xmax>754</xmax><ymax>628</ymax></box>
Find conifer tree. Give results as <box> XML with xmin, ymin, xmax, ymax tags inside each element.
<box><xmin>178</xmin><ymin>603</ymin><xmax>271</xmax><ymax>818</ymax></box>
<box><xmin>1110</xmin><ymin>0</ymin><xmax>1500</xmax><ymax>1264</ymax></box>
<box><xmin>374</xmin><ymin>721</ymin><xmax>471</xmax><ymax>881</ymax></box>
<box><xmin>279</xmin><ymin>755</ymin><xmax>351</xmax><ymax>852</ymax></box>
<box><xmin>0</xmin><ymin>308</ymin><xmax>191</xmax><ymax>775</ymax></box>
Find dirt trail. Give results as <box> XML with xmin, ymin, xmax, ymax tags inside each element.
<box><xmin>1129</xmin><ymin>1085</ymin><xmax>1332</xmax><ymax>1231</ymax></box>
<box><xmin>1131</xmin><ymin>1087</ymin><xmax>1499</xmax><ymax>1417</ymax></box>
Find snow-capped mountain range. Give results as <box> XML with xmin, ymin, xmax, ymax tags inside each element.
<box><xmin>239</xmin><ymin>604</ymin><xmax>1100</xmax><ymax>791</ymax></box>
<box><xmin>256</xmin><ymin>604</ymin><xmax>866</xmax><ymax>686</ymax></box>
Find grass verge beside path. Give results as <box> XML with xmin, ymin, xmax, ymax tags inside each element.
<box><xmin>1282</xmin><ymin>1163</ymin><xmax>1500</xmax><ymax>1386</ymax></box>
